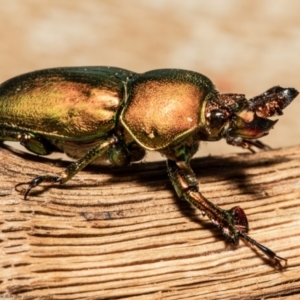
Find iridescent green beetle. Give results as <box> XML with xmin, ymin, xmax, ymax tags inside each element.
<box><xmin>0</xmin><ymin>66</ymin><xmax>297</xmax><ymax>269</ymax></box>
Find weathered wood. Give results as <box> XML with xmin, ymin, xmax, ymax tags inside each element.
<box><xmin>0</xmin><ymin>145</ymin><xmax>300</xmax><ymax>299</ymax></box>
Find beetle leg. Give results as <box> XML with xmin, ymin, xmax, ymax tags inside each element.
<box><xmin>167</xmin><ymin>159</ymin><xmax>240</xmax><ymax>243</ymax></box>
<box><xmin>15</xmin><ymin>136</ymin><xmax>118</xmax><ymax>199</ymax></box>
<box><xmin>167</xmin><ymin>159</ymin><xmax>286</xmax><ymax>269</ymax></box>
<box><xmin>226</xmin><ymin>136</ymin><xmax>272</xmax><ymax>153</ymax></box>
<box><xmin>238</xmin><ymin>231</ymin><xmax>287</xmax><ymax>270</ymax></box>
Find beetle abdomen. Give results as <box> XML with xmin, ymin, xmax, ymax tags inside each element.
<box><xmin>0</xmin><ymin>67</ymin><xmax>133</xmax><ymax>141</ymax></box>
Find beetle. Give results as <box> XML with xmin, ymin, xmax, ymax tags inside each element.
<box><xmin>0</xmin><ymin>66</ymin><xmax>297</xmax><ymax>269</ymax></box>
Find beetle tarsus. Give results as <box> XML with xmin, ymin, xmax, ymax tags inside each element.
<box><xmin>238</xmin><ymin>231</ymin><xmax>287</xmax><ymax>270</ymax></box>
<box><xmin>15</xmin><ymin>176</ymin><xmax>62</xmax><ymax>200</ymax></box>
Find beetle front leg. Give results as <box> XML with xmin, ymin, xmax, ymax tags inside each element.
<box><xmin>15</xmin><ymin>136</ymin><xmax>118</xmax><ymax>199</ymax></box>
<box><xmin>167</xmin><ymin>159</ymin><xmax>287</xmax><ymax>269</ymax></box>
<box><xmin>167</xmin><ymin>159</ymin><xmax>242</xmax><ymax>244</ymax></box>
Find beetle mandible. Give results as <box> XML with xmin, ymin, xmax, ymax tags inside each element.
<box><xmin>0</xmin><ymin>66</ymin><xmax>297</xmax><ymax>269</ymax></box>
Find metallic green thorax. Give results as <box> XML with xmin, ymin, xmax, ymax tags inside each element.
<box><xmin>0</xmin><ymin>66</ymin><xmax>297</xmax><ymax>269</ymax></box>
<box><xmin>121</xmin><ymin>69</ymin><xmax>216</xmax><ymax>150</ymax></box>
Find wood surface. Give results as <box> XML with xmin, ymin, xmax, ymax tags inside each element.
<box><xmin>0</xmin><ymin>145</ymin><xmax>300</xmax><ymax>299</ymax></box>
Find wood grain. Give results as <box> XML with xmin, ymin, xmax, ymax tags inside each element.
<box><xmin>0</xmin><ymin>145</ymin><xmax>300</xmax><ymax>299</ymax></box>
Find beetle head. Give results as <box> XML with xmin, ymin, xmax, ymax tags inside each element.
<box><xmin>204</xmin><ymin>86</ymin><xmax>298</xmax><ymax>148</ymax></box>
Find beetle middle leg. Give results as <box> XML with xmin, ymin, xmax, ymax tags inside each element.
<box><xmin>15</xmin><ymin>135</ymin><xmax>129</xmax><ymax>199</ymax></box>
<box><xmin>0</xmin><ymin>127</ymin><xmax>57</xmax><ymax>155</ymax></box>
<box><xmin>167</xmin><ymin>159</ymin><xmax>286</xmax><ymax>269</ymax></box>
<box><xmin>226</xmin><ymin>135</ymin><xmax>272</xmax><ymax>153</ymax></box>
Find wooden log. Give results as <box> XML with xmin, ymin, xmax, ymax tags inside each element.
<box><xmin>0</xmin><ymin>145</ymin><xmax>300</xmax><ymax>299</ymax></box>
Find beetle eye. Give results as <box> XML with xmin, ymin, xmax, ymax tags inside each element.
<box><xmin>207</xmin><ymin>109</ymin><xmax>228</xmax><ymax>129</ymax></box>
